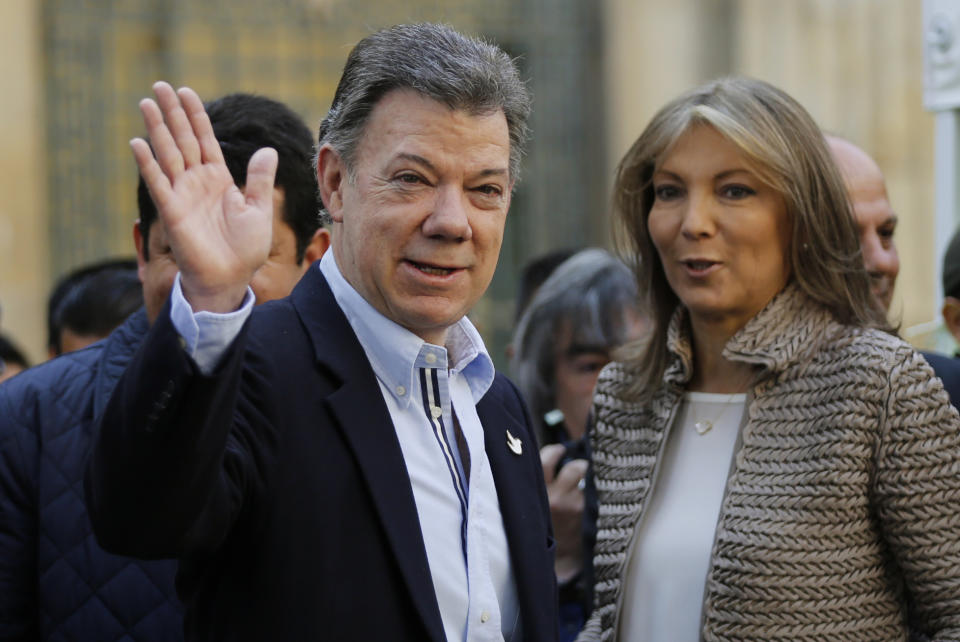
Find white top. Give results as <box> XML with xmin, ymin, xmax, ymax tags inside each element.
<box><xmin>617</xmin><ymin>391</ymin><xmax>746</xmax><ymax>642</ymax></box>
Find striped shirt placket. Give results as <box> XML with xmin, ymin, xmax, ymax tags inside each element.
<box><xmin>419</xmin><ymin>366</ymin><xmax>470</xmax><ymax>564</ymax></box>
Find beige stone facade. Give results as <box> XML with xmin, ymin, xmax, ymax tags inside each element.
<box><xmin>0</xmin><ymin>0</ymin><xmax>942</xmax><ymax>364</ymax></box>
<box><xmin>0</xmin><ymin>1</ymin><xmax>47</xmax><ymax>364</ymax></box>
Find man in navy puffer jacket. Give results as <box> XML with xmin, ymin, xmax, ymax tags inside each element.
<box><xmin>0</xmin><ymin>92</ymin><xmax>329</xmax><ymax>641</ymax></box>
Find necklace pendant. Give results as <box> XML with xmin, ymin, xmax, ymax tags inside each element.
<box><xmin>694</xmin><ymin>420</ymin><xmax>713</xmax><ymax>435</ymax></box>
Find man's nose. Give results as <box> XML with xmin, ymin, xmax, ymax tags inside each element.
<box><xmin>423</xmin><ymin>186</ymin><xmax>472</xmax><ymax>241</ymax></box>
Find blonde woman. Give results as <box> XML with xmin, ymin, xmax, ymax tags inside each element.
<box><xmin>580</xmin><ymin>77</ymin><xmax>960</xmax><ymax>641</ymax></box>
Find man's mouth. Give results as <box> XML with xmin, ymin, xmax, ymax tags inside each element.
<box><xmin>408</xmin><ymin>260</ymin><xmax>456</xmax><ymax>276</ymax></box>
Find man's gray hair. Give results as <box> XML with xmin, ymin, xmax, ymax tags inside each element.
<box><xmin>317</xmin><ymin>23</ymin><xmax>531</xmax><ymax>183</ymax></box>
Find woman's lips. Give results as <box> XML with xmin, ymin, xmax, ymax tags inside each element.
<box><xmin>681</xmin><ymin>259</ymin><xmax>720</xmax><ymax>277</ymax></box>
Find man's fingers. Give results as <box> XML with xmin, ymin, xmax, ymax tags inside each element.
<box><xmin>130</xmin><ymin>137</ymin><xmax>173</xmax><ymax>213</ymax></box>
<box><xmin>540</xmin><ymin>444</ymin><xmax>566</xmax><ymax>484</ymax></box>
<box><xmin>153</xmin><ymin>81</ymin><xmax>202</xmax><ymax>170</ymax></box>
<box><xmin>178</xmin><ymin>87</ymin><xmax>225</xmax><ymax>166</ymax></box>
<box><xmin>139</xmin><ymin>97</ymin><xmax>185</xmax><ymax>182</ymax></box>
<box><xmin>554</xmin><ymin>458</ymin><xmax>588</xmax><ymax>492</ymax></box>
<box><xmin>243</xmin><ymin>147</ymin><xmax>279</xmax><ymax>213</ymax></box>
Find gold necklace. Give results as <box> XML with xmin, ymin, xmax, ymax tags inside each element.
<box><xmin>692</xmin><ymin>392</ymin><xmax>744</xmax><ymax>436</ymax></box>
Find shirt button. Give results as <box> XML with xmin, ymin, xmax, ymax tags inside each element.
<box><xmin>431</xmin><ymin>406</ymin><xmax>442</xmax><ymax>418</ymax></box>
<box><xmin>396</xmin><ymin>385</ymin><xmax>406</xmax><ymax>396</ymax></box>
<box><xmin>480</xmin><ymin>611</ymin><xmax>490</xmax><ymax>623</ymax></box>
<box><xmin>425</xmin><ymin>352</ymin><xmax>437</xmax><ymax>364</ymax></box>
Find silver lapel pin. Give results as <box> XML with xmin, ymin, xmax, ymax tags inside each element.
<box><xmin>506</xmin><ymin>429</ymin><xmax>522</xmax><ymax>456</ymax></box>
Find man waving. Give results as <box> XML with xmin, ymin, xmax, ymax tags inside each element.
<box><xmin>86</xmin><ymin>23</ymin><xmax>556</xmax><ymax>642</ymax></box>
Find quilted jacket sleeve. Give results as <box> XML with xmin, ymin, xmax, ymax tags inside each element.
<box><xmin>874</xmin><ymin>347</ymin><xmax>960</xmax><ymax>641</ymax></box>
<box><xmin>0</xmin><ymin>381</ymin><xmax>39</xmax><ymax>641</ymax></box>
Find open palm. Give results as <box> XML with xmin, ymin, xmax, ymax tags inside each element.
<box><xmin>131</xmin><ymin>82</ymin><xmax>277</xmax><ymax>313</ymax></box>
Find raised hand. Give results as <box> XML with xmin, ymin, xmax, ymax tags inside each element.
<box><xmin>130</xmin><ymin>81</ymin><xmax>277</xmax><ymax>313</ymax></box>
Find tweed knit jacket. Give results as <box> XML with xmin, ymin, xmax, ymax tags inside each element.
<box><xmin>578</xmin><ymin>284</ymin><xmax>960</xmax><ymax>642</ymax></box>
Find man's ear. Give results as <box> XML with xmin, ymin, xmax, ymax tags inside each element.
<box><xmin>133</xmin><ymin>221</ymin><xmax>147</xmax><ymax>283</ymax></box>
<box><xmin>943</xmin><ymin>296</ymin><xmax>960</xmax><ymax>345</ymax></box>
<box><xmin>303</xmin><ymin>228</ymin><xmax>331</xmax><ymax>266</ymax></box>
<box><xmin>317</xmin><ymin>145</ymin><xmax>346</xmax><ymax>223</ymax></box>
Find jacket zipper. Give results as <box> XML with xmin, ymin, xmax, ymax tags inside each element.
<box><xmin>610</xmin><ymin>388</ymin><xmax>683</xmax><ymax>640</ymax></box>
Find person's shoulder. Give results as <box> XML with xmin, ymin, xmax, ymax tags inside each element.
<box><xmin>249</xmin><ymin>296</ymin><xmax>298</xmax><ymax>325</ymax></box>
<box><xmin>1</xmin><ymin>344</ymin><xmax>103</xmax><ymax>403</ymax></box>
<box><xmin>241</xmin><ymin>296</ymin><xmax>334</xmax><ymax>383</ymax></box>
<box><xmin>920</xmin><ymin>350</ymin><xmax>960</xmax><ymax>398</ymax></box>
<box><xmin>488</xmin><ymin>371</ymin><xmax>524</xmax><ymax>407</ymax></box>
<box><xmin>245</xmin><ymin>297</ymin><xmax>304</xmax><ymax>345</ymax></box>
<box><xmin>920</xmin><ymin>349</ymin><xmax>960</xmax><ymax>375</ymax></box>
<box><xmin>0</xmin><ymin>343</ymin><xmax>103</xmax><ymax>435</ymax></box>
<box><xmin>826</xmin><ymin>327</ymin><xmax>949</xmax><ymax>401</ymax></box>
<box><xmin>822</xmin><ymin>325</ymin><xmax>916</xmax><ymax>367</ymax></box>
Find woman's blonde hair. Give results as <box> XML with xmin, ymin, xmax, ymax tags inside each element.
<box><xmin>615</xmin><ymin>76</ymin><xmax>889</xmax><ymax>399</ymax></box>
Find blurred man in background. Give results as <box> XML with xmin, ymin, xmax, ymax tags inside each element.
<box><xmin>46</xmin><ymin>258</ymin><xmax>142</xmax><ymax>357</ymax></box>
<box><xmin>940</xmin><ymin>228</ymin><xmax>960</xmax><ymax>349</ymax></box>
<box><xmin>828</xmin><ymin>134</ymin><xmax>960</xmax><ymax>412</ymax></box>
<box><xmin>826</xmin><ymin>135</ymin><xmax>899</xmax><ymax>311</ymax></box>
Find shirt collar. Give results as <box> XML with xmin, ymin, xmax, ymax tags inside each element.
<box><xmin>319</xmin><ymin>252</ymin><xmax>495</xmax><ymax>407</ymax></box>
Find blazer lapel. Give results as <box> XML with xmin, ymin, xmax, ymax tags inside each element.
<box><xmin>478</xmin><ymin>380</ymin><xmax>556</xmax><ymax>641</ymax></box>
<box><xmin>290</xmin><ymin>266</ymin><xmax>446</xmax><ymax>642</ymax></box>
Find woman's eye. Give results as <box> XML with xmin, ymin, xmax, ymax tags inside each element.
<box><xmin>720</xmin><ymin>184</ymin><xmax>755</xmax><ymax>199</ymax></box>
<box><xmin>654</xmin><ymin>184</ymin><xmax>680</xmax><ymax>200</ymax></box>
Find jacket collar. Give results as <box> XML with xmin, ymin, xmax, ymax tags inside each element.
<box><xmin>289</xmin><ymin>265</ymin><xmax>447</xmax><ymax>642</ymax></box>
<box><xmin>664</xmin><ymin>282</ymin><xmax>835</xmax><ymax>386</ymax></box>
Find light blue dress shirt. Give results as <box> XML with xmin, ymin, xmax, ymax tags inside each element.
<box><xmin>169</xmin><ymin>252</ymin><xmax>519</xmax><ymax>642</ymax></box>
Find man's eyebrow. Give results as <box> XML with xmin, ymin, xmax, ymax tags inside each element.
<box><xmin>395</xmin><ymin>152</ymin><xmax>435</xmax><ymax>172</ymax></box>
<box><xmin>476</xmin><ymin>168</ymin><xmax>509</xmax><ymax>179</ymax></box>
<box><xmin>393</xmin><ymin>153</ymin><xmax>508</xmax><ymax>179</ymax></box>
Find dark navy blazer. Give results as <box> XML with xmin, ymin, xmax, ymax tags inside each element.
<box><xmin>86</xmin><ymin>265</ymin><xmax>558</xmax><ymax>642</ymax></box>
<box><xmin>921</xmin><ymin>350</ymin><xmax>960</xmax><ymax>415</ymax></box>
